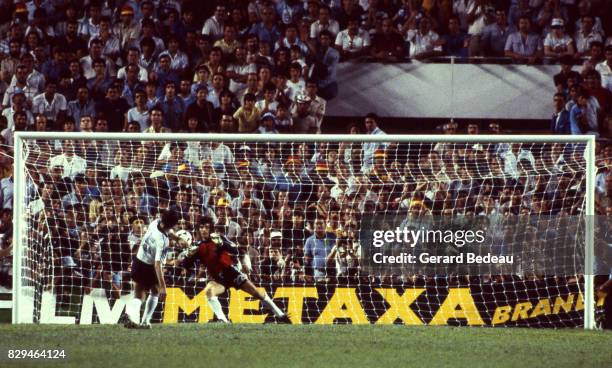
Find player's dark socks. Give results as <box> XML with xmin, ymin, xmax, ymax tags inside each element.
<box><xmin>119</xmin><ymin>313</ymin><xmax>138</xmax><ymax>329</ymax></box>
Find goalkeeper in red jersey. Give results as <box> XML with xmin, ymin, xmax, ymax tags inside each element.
<box><xmin>180</xmin><ymin>217</ymin><xmax>289</xmax><ymax>323</ymax></box>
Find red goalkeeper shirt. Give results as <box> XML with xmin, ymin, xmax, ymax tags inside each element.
<box><xmin>196</xmin><ymin>237</ymin><xmax>238</xmax><ymax>274</ymax></box>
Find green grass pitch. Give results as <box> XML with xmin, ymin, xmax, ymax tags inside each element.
<box><xmin>0</xmin><ymin>324</ymin><xmax>611</xmax><ymax>367</ymax></box>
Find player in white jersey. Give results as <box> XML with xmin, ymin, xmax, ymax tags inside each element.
<box><xmin>121</xmin><ymin>210</ymin><xmax>182</xmax><ymax>329</ymax></box>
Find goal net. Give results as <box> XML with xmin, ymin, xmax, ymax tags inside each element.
<box><xmin>12</xmin><ymin>133</ymin><xmax>600</xmax><ymax>327</ymax></box>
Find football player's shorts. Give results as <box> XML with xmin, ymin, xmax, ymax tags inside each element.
<box><xmin>212</xmin><ymin>264</ymin><xmax>248</xmax><ymax>288</ymax></box>
<box><xmin>131</xmin><ymin>258</ymin><xmax>158</xmax><ymax>289</ymax></box>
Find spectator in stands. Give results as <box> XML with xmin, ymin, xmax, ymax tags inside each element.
<box><xmin>81</xmin><ymin>38</ymin><xmax>114</xmax><ymax>81</ymax></box>
<box><xmin>304</xmin><ymin>79</ymin><xmax>326</xmax><ymax>128</ymax></box>
<box><xmin>286</xmin><ymin>62</ymin><xmax>306</xmax><ymax>102</ymax></box>
<box><xmin>95</xmin><ymin>84</ymin><xmax>130</xmax><ymax>132</ymax></box>
<box><xmin>441</xmin><ymin>16</ymin><xmax>469</xmax><ymax>58</ymax></box>
<box><xmin>275</xmin><ymin>103</ymin><xmax>293</xmax><ymax>133</ymax></box>
<box><xmin>79</xmin><ymin>2</ymin><xmax>102</xmax><ymax>41</ymax></box>
<box><xmin>56</xmin><ymin>20</ymin><xmax>88</xmax><ymax>59</ymax></box>
<box><xmin>48</xmin><ymin>140</ymin><xmax>87</xmax><ymax>180</ymax></box>
<box><xmin>202</xmin><ymin>4</ymin><xmax>227</xmax><ymax>41</ymax></box>
<box><xmin>569</xmin><ymin>90</ymin><xmax>600</xmax><ymax>135</ymax></box>
<box><xmin>595</xmin><ymin>45</ymin><xmax>612</xmax><ymax>92</ymax></box>
<box><xmin>543</xmin><ymin>18</ymin><xmax>575</xmax><ymax>60</ymax></box>
<box><xmin>234</xmin><ymin>93</ymin><xmax>261</xmax><ymax>133</ymax></box>
<box><xmin>311</xmin><ymin>5</ymin><xmax>340</xmax><ymax>40</ymax></box>
<box><xmin>59</xmin><ymin>59</ymin><xmax>87</xmax><ymax>102</ymax></box>
<box><xmin>41</xmin><ymin>47</ymin><xmax>68</xmax><ymax>84</ymax></box>
<box><xmin>275</xmin><ymin>23</ymin><xmax>310</xmax><ymax>55</ymax></box>
<box><xmin>467</xmin><ymin>122</ymin><xmax>480</xmax><ymax>134</ymax></box>
<box><xmin>256</xmin><ymin>82</ymin><xmax>279</xmax><ymax>115</ymax></box>
<box><xmin>143</xmin><ymin>106</ymin><xmax>171</xmax><ymax>133</ymax></box>
<box><xmin>257</xmin><ymin>113</ymin><xmax>280</xmax><ymax>134</ymax></box>
<box><xmin>292</xmin><ymin>94</ymin><xmax>319</xmax><ymax>133</ymax></box>
<box><xmin>159</xmin><ymin>37</ymin><xmax>189</xmax><ymax>74</ymax></box>
<box><xmin>98</xmin><ymin>16</ymin><xmax>121</xmax><ymax>62</ymax></box>
<box><xmin>1</xmin><ymin>111</ymin><xmax>23</xmax><ymax>146</ymax></box>
<box><xmin>313</xmin><ymin>30</ymin><xmax>339</xmax><ymax>100</ymax></box>
<box><xmin>504</xmin><ymin>16</ymin><xmax>542</xmax><ymax>64</ymax></box>
<box><xmin>120</xmin><ymin>64</ymin><xmax>145</xmax><ymax>107</ymax></box>
<box><xmin>465</xmin><ymin>1</ymin><xmax>493</xmax><ymax>57</ymax></box>
<box><xmin>159</xmin><ymin>82</ymin><xmax>185</xmax><ymax>131</ymax></box>
<box><xmin>551</xmin><ymin>92</ymin><xmax>574</xmax><ymax>134</ymax></box>
<box><xmin>304</xmin><ymin>217</ymin><xmax>336</xmax><ymax>282</ymax></box>
<box><xmin>2</xmin><ymin>65</ymin><xmax>37</xmax><ymax>108</ymax></box>
<box><xmin>186</xmin><ymin>86</ymin><xmax>215</xmax><ymax>132</ymax></box>
<box><xmin>581</xmin><ymin>41</ymin><xmax>604</xmax><ymax>75</ymax></box>
<box><xmin>125</xmin><ymin>89</ymin><xmax>150</xmax><ymax>132</ymax></box>
<box><xmin>488</xmin><ymin>122</ymin><xmax>501</xmax><ymax>134</ymax></box>
<box><xmin>151</xmin><ymin>54</ymin><xmax>179</xmax><ymax>98</ymax></box>
<box><xmin>214</xmin><ymin>90</ymin><xmax>238</xmax><ymax>127</ymax></box>
<box><xmin>31</xmin><ymin>78</ymin><xmax>67</xmax><ymax>123</ymax></box>
<box><xmin>15</xmin><ymin>53</ymin><xmax>45</xmax><ymax>93</ymax></box>
<box><xmin>61</xmin><ymin>174</ymin><xmax>94</xmax><ymax>210</ymax></box>
<box><xmin>259</xmin><ymin>244</ymin><xmax>286</xmax><ymax>282</ymax></box>
<box><xmin>67</xmin><ymin>86</ymin><xmax>95</xmax><ymax>131</ymax></box>
<box><xmin>335</xmin><ymin>17</ymin><xmax>371</xmax><ymax>60</ymax></box>
<box><xmin>1</xmin><ymin>39</ymin><xmax>22</xmax><ymax>86</ymax></box>
<box><xmin>583</xmin><ymin>70</ymin><xmax>611</xmax><ymax>114</ymax></box>
<box><xmin>574</xmin><ymin>14</ymin><xmax>602</xmax><ymax>58</ymax></box>
<box><xmin>240</xmin><ymin>72</ymin><xmax>260</xmax><ymax>102</ymax></box>
<box><xmin>207</xmin><ymin>72</ymin><xmax>226</xmax><ymax>108</ymax></box>
<box><xmin>575</xmin><ymin>0</ymin><xmax>605</xmax><ymax>37</ymax></box>
<box><xmin>114</xmin><ymin>6</ymin><xmax>140</xmax><ymax>51</ymax></box>
<box><xmin>249</xmin><ymin>3</ymin><xmax>283</xmax><ymax>46</ymax></box>
<box><xmin>3</xmin><ymin>90</ymin><xmax>33</xmax><ymax>129</ymax></box>
<box><xmin>327</xmin><ymin>235</ymin><xmax>359</xmax><ymax>279</ymax></box>
<box><xmin>554</xmin><ymin>55</ymin><xmax>581</xmax><ymax>94</ymax></box>
<box><xmin>404</xmin><ymin>16</ymin><xmax>443</xmax><ymax>59</ymax></box>
<box><xmin>370</xmin><ymin>18</ymin><xmax>405</xmax><ymax>61</ymax></box>
<box><xmin>227</xmin><ymin>46</ymin><xmax>257</xmax><ymax>96</ymax></box>
<box><xmin>117</xmin><ymin>48</ymin><xmax>148</xmax><ymax>83</ymax></box>
<box><xmin>362</xmin><ymin>112</ymin><xmax>386</xmax><ymax>173</ymax></box>
<box><xmin>336</xmin><ymin>0</ymin><xmax>365</xmax><ymax>30</ymax></box>
<box><xmin>214</xmin><ymin>23</ymin><xmax>240</xmax><ymax>57</ymax></box>
<box><xmin>507</xmin><ymin>0</ymin><xmax>535</xmax><ymax>31</ymax></box>
<box><xmin>86</xmin><ymin>58</ymin><xmax>113</xmax><ymax>103</ymax></box>
<box><xmin>536</xmin><ymin>0</ymin><xmax>569</xmax><ymax>37</ymax></box>
<box><xmin>140</xmin><ymin>19</ymin><xmax>166</xmax><ymax>57</ymax></box>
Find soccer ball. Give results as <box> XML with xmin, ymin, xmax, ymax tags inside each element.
<box><xmin>175</xmin><ymin>230</ymin><xmax>193</xmax><ymax>246</ymax></box>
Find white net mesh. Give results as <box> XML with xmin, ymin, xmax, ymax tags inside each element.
<box><xmin>14</xmin><ymin>136</ymin><xmax>601</xmax><ymax>326</ymax></box>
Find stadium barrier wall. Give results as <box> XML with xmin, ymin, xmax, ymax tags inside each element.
<box><xmin>36</xmin><ymin>282</ymin><xmax>605</xmax><ymax>326</ymax></box>
<box><xmin>327</xmin><ymin>63</ymin><xmax>558</xmax><ymax>120</ymax></box>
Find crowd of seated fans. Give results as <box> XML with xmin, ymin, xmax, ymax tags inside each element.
<box><xmin>0</xmin><ymin>114</ymin><xmax>609</xmax><ymax>300</ymax></box>
<box><xmin>0</xmin><ymin>1</ymin><xmax>610</xmax><ymax>144</ymax></box>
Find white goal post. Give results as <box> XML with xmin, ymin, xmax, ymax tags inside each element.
<box><xmin>12</xmin><ymin>132</ymin><xmax>597</xmax><ymax>328</ymax></box>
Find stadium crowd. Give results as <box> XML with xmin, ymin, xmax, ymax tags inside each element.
<box><xmin>0</xmin><ymin>0</ymin><xmax>610</xmax><ymax>297</ymax></box>
<box><xmin>0</xmin><ymin>114</ymin><xmax>609</xmax><ymax>298</ymax></box>
<box><xmin>0</xmin><ymin>0</ymin><xmax>610</xmax><ymax>141</ymax></box>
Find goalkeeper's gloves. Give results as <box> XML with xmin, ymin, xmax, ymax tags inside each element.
<box><xmin>177</xmin><ymin>245</ymin><xmax>199</xmax><ymax>262</ymax></box>
<box><xmin>211</xmin><ymin>233</ymin><xmax>223</xmax><ymax>246</ymax></box>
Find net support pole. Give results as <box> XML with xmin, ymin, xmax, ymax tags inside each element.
<box><xmin>584</xmin><ymin>136</ymin><xmax>596</xmax><ymax>330</ymax></box>
<box><xmin>12</xmin><ymin>133</ymin><xmax>25</xmax><ymax>323</ymax></box>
